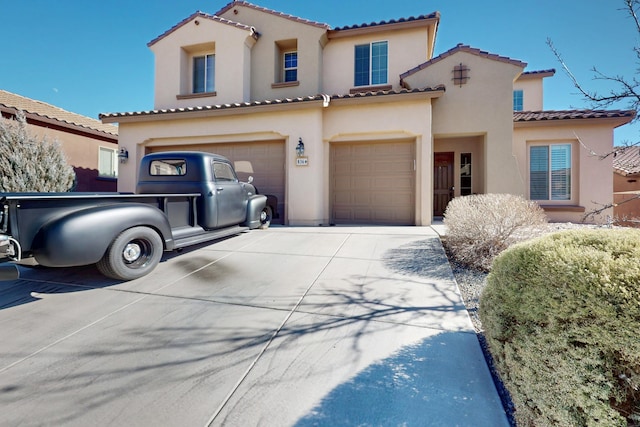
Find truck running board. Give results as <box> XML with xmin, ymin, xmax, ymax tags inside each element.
<box><xmin>172</xmin><ymin>225</ymin><xmax>249</xmax><ymax>250</ymax></box>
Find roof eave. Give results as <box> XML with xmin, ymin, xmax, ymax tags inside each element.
<box><xmin>514</xmin><ymin>115</ymin><xmax>635</xmax><ymax>128</ymax></box>
<box><xmin>328</xmin><ymin>14</ymin><xmax>439</xmax><ymax>39</ymax></box>
<box><xmin>100</xmin><ymin>88</ymin><xmax>445</xmax><ymax>124</ymax></box>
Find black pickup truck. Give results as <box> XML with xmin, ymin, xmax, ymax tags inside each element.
<box><xmin>0</xmin><ymin>151</ymin><xmax>273</xmax><ymax>281</ymax></box>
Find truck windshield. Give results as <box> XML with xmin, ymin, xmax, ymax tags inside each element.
<box><xmin>150</xmin><ymin>160</ymin><xmax>187</xmax><ymax>176</ymax></box>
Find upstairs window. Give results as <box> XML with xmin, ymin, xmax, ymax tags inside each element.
<box><xmin>529</xmin><ymin>143</ymin><xmax>572</xmax><ymax>201</ymax></box>
<box><xmin>193</xmin><ymin>54</ymin><xmax>215</xmax><ymax>94</ymax></box>
<box><xmin>274</xmin><ymin>39</ymin><xmax>299</xmax><ymax>87</ymax></box>
<box><xmin>354</xmin><ymin>41</ymin><xmax>388</xmax><ymax>87</ymax></box>
<box><xmin>283</xmin><ymin>51</ymin><xmax>298</xmax><ymax>82</ymax></box>
<box><xmin>513</xmin><ymin>90</ymin><xmax>524</xmax><ymax>111</ymax></box>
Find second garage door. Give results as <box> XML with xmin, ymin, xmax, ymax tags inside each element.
<box><xmin>331</xmin><ymin>141</ymin><xmax>415</xmax><ymax>225</ymax></box>
<box><xmin>148</xmin><ymin>141</ymin><xmax>285</xmax><ymax>223</ymax></box>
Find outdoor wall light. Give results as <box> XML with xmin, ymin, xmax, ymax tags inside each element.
<box><xmin>296</xmin><ymin>138</ymin><xmax>305</xmax><ymax>157</ymax></box>
<box><xmin>118</xmin><ymin>148</ymin><xmax>129</xmax><ymax>163</ymax></box>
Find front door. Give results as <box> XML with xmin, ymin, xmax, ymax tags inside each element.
<box><xmin>434</xmin><ymin>152</ymin><xmax>454</xmax><ymax>216</ymax></box>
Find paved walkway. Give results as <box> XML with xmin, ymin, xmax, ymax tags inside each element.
<box><xmin>0</xmin><ymin>226</ymin><xmax>508</xmax><ymax>426</ymax></box>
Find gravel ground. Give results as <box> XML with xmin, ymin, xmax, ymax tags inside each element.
<box><xmin>442</xmin><ymin>222</ymin><xmax>616</xmax><ymax>427</ymax></box>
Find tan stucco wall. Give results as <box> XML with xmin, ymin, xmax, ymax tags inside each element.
<box><xmin>150</xmin><ymin>17</ymin><xmax>256</xmax><ymax>109</ymax></box>
<box><xmin>513</xmin><ymin>121</ymin><xmax>616</xmax><ymax>223</ymax></box>
<box><xmin>513</xmin><ymin>78</ymin><xmax>543</xmax><ymax>111</ymax></box>
<box><xmin>116</xmin><ymin>105</ymin><xmax>325</xmax><ymax>225</ymax></box>
<box><xmin>323</xmin><ymin>26</ymin><xmax>431</xmax><ymax>95</ymax></box>
<box><xmin>323</xmin><ymin>98</ymin><xmax>434</xmax><ymax>225</ymax></box>
<box><xmin>404</xmin><ymin>51</ymin><xmax>525</xmax><ymax>196</ymax></box>
<box><xmin>218</xmin><ymin>5</ymin><xmax>327</xmax><ymax>101</ymax></box>
<box><xmin>116</xmin><ymin>96</ymin><xmax>435</xmax><ymax>225</ymax></box>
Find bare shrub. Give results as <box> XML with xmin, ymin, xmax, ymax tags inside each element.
<box><xmin>443</xmin><ymin>194</ymin><xmax>547</xmax><ymax>271</ymax></box>
<box><xmin>0</xmin><ymin>111</ymin><xmax>75</xmax><ymax>192</ymax></box>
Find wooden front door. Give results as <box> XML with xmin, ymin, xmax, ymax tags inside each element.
<box><xmin>434</xmin><ymin>152</ymin><xmax>454</xmax><ymax>216</ymax></box>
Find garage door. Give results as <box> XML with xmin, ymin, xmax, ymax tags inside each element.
<box><xmin>148</xmin><ymin>141</ymin><xmax>285</xmax><ymax>224</ymax></box>
<box><xmin>331</xmin><ymin>141</ymin><xmax>415</xmax><ymax>225</ymax></box>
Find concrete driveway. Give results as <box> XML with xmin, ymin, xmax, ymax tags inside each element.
<box><xmin>0</xmin><ymin>227</ymin><xmax>508</xmax><ymax>426</ymax></box>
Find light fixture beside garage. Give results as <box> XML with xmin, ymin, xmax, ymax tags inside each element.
<box><xmin>296</xmin><ymin>138</ymin><xmax>308</xmax><ymax>166</ymax></box>
<box><xmin>118</xmin><ymin>148</ymin><xmax>129</xmax><ymax>163</ymax></box>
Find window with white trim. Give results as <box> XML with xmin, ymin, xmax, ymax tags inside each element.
<box><xmin>283</xmin><ymin>51</ymin><xmax>298</xmax><ymax>82</ymax></box>
<box><xmin>529</xmin><ymin>143</ymin><xmax>572</xmax><ymax>201</ymax></box>
<box><xmin>354</xmin><ymin>41</ymin><xmax>388</xmax><ymax>87</ymax></box>
<box><xmin>193</xmin><ymin>53</ymin><xmax>215</xmax><ymax>93</ymax></box>
<box><xmin>98</xmin><ymin>146</ymin><xmax>118</xmax><ymax>178</ymax></box>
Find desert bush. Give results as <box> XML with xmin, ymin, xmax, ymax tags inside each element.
<box><xmin>0</xmin><ymin>111</ymin><xmax>75</xmax><ymax>192</ymax></box>
<box><xmin>480</xmin><ymin>229</ymin><xmax>640</xmax><ymax>426</ymax></box>
<box><xmin>443</xmin><ymin>193</ymin><xmax>547</xmax><ymax>271</ymax></box>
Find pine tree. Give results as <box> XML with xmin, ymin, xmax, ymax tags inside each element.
<box><xmin>0</xmin><ymin>111</ymin><xmax>75</xmax><ymax>192</ymax></box>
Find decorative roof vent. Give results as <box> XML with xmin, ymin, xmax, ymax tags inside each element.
<box><xmin>453</xmin><ymin>63</ymin><xmax>470</xmax><ymax>87</ymax></box>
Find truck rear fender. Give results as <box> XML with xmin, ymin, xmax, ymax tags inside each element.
<box><xmin>244</xmin><ymin>194</ymin><xmax>267</xmax><ymax>229</ymax></box>
<box><xmin>33</xmin><ymin>204</ymin><xmax>174</xmax><ymax>268</ymax></box>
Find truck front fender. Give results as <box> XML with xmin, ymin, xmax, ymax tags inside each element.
<box><xmin>244</xmin><ymin>194</ymin><xmax>267</xmax><ymax>229</ymax></box>
<box><xmin>33</xmin><ymin>203</ymin><xmax>173</xmax><ymax>268</ymax></box>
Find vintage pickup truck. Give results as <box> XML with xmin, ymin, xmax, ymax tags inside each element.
<box><xmin>0</xmin><ymin>151</ymin><xmax>273</xmax><ymax>281</ymax></box>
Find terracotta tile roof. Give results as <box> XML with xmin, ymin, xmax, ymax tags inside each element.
<box><xmin>148</xmin><ymin>11</ymin><xmax>258</xmax><ymax>47</ymax></box>
<box><xmin>613</xmin><ymin>145</ymin><xmax>640</xmax><ymax>176</ymax></box>
<box><xmin>99</xmin><ymin>86</ymin><xmax>445</xmax><ymax>121</ymax></box>
<box><xmin>401</xmin><ymin>43</ymin><xmax>527</xmax><ymax>81</ymax></box>
<box><xmin>214</xmin><ymin>1</ymin><xmax>330</xmax><ymax>29</ymax></box>
<box><xmin>514</xmin><ymin>109</ymin><xmax>636</xmax><ymax>122</ymax></box>
<box><xmin>521</xmin><ymin>69</ymin><xmax>556</xmax><ymax>77</ymax></box>
<box><xmin>331</xmin><ymin>12</ymin><xmax>439</xmax><ymax>32</ymax></box>
<box><xmin>0</xmin><ymin>89</ymin><xmax>118</xmax><ymax>137</ymax></box>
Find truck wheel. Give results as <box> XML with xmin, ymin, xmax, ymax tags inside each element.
<box><xmin>96</xmin><ymin>226</ymin><xmax>163</xmax><ymax>280</ymax></box>
<box><xmin>259</xmin><ymin>205</ymin><xmax>272</xmax><ymax>229</ymax></box>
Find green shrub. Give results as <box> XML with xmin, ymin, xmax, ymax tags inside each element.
<box><xmin>0</xmin><ymin>111</ymin><xmax>75</xmax><ymax>192</ymax></box>
<box><xmin>443</xmin><ymin>193</ymin><xmax>547</xmax><ymax>271</ymax></box>
<box><xmin>480</xmin><ymin>229</ymin><xmax>640</xmax><ymax>426</ymax></box>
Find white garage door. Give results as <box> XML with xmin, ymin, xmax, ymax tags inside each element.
<box><xmin>148</xmin><ymin>141</ymin><xmax>285</xmax><ymax>223</ymax></box>
<box><xmin>331</xmin><ymin>141</ymin><xmax>415</xmax><ymax>225</ymax></box>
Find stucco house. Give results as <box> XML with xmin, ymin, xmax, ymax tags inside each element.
<box><xmin>613</xmin><ymin>147</ymin><xmax>640</xmax><ymax>224</ymax></box>
<box><xmin>1</xmin><ymin>90</ymin><xmax>119</xmax><ymax>192</ymax></box>
<box><xmin>101</xmin><ymin>1</ymin><xmax>634</xmax><ymax>225</ymax></box>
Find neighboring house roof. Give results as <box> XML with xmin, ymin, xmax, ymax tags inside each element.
<box><xmin>100</xmin><ymin>86</ymin><xmax>446</xmax><ymax>122</ymax></box>
<box><xmin>0</xmin><ymin>89</ymin><xmax>118</xmax><ymax>137</ymax></box>
<box><xmin>400</xmin><ymin>43</ymin><xmax>527</xmax><ymax>83</ymax></box>
<box><xmin>214</xmin><ymin>1</ymin><xmax>330</xmax><ymax>29</ymax></box>
<box><xmin>613</xmin><ymin>145</ymin><xmax>640</xmax><ymax>176</ymax></box>
<box><xmin>148</xmin><ymin>11</ymin><xmax>258</xmax><ymax>47</ymax></box>
<box><xmin>514</xmin><ymin>109</ymin><xmax>636</xmax><ymax>123</ymax></box>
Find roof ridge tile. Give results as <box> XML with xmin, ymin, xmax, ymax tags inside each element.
<box><xmin>401</xmin><ymin>43</ymin><xmax>526</xmax><ymax>80</ymax></box>
<box><xmin>214</xmin><ymin>1</ymin><xmax>330</xmax><ymax>29</ymax></box>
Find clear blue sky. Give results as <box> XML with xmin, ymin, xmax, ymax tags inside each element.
<box><xmin>1</xmin><ymin>0</ymin><xmax>638</xmax><ymax>145</ymax></box>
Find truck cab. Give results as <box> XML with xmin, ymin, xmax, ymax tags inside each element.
<box><xmin>137</xmin><ymin>152</ymin><xmax>259</xmax><ymax>230</ymax></box>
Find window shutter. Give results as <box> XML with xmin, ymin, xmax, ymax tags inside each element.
<box><xmin>530</xmin><ymin>146</ymin><xmax>549</xmax><ymax>200</ymax></box>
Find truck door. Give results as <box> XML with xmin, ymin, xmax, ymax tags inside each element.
<box><xmin>212</xmin><ymin>161</ymin><xmax>246</xmax><ymax>228</ymax></box>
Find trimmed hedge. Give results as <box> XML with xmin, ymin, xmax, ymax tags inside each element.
<box><xmin>480</xmin><ymin>229</ymin><xmax>640</xmax><ymax>426</ymax></box>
